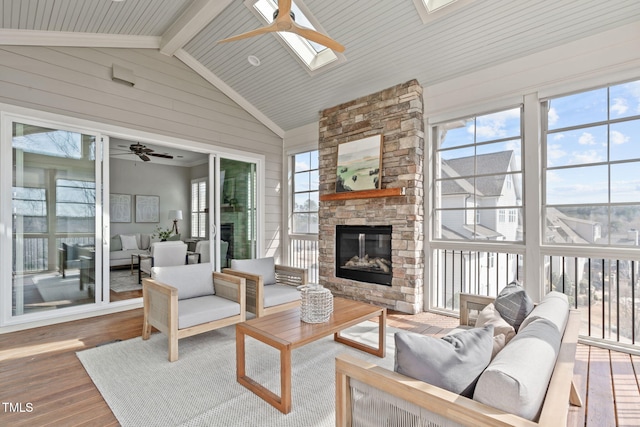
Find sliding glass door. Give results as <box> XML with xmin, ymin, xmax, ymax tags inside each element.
<box><xmin>6</xmin><ymin>119</ymin><xmax>103</xmax><ymax>319</ymax></box>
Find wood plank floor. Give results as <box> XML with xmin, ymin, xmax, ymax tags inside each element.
<box><xmin>0</xmin><ymin>308</ymin><xmax>638</xmax><ymax>426</ymax></box>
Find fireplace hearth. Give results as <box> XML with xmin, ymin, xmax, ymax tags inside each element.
<box><xmin>335</xmin><ymin>225</ymin><xmax>392</xmax><ymax>286</ymax></box>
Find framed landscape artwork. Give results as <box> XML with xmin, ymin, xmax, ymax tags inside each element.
<box><xmin>336</xmin><ymin>135</ymin><xmax>382</xmax><ymax>193</ymax></box>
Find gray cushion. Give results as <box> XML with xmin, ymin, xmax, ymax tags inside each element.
<box><xmin>139</xmin><ymin>233</ymin><xmax>152</xmax><ymax>250</ymax></box>
<box><xmin>263</xmin><ymin>284</ymin><xmax>301</xmax><ymax>308</ymax></box>
<box><xmin>231</xmin><ymin>257</ymin><xmax>276</xmax><ymax>285</ymax></box>
<box><xmin>519</xmin><ymin>291</ymin><xmax>569</xmax><ymax>334</ymax></box>
<box><xmin>151</xmin><ymin>263</ymin><xmax>215</xmax><ymax>300</ymax></box>
<box><xmin>110</xmin><ymin>235</ymin><xmax>122</xmax><ymax>252</ymax></box>
<box><xmin>394</xmin><ymin>325</ymin><xmax>494</xmax><ymax>397</ymax></box>
<box><xmin>494</xmin><ymin>281</ymin><xmax>534</xmax><ymax>331</ymax></box>
<box><xmin>473</xmin><ymin>317</ymin><xmax>562</xmax><ymax>421</ymax></box>
<box><xmin>178</xmin><ymin>295</ymin><xmax>240</xmax><ymax>329</ymax></box>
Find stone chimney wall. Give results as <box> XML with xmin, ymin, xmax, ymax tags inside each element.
<box><xmin>318</xmin><ymin>80</ymin><xmax>425</xmax><ymax>314</ymax></box>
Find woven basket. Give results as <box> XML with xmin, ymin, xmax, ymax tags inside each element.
<box><xmin>299</xmin><ymin>284</ymin><xmax>333</xmax><ymax>323</ymax></box>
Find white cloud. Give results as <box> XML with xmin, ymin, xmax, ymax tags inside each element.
<box><xmin>552</xmin><ymin>133</ymin><xmax>565</xmax><ymax>140</ymax></box>
<box><xmin>548</xmin><ymin>107</ymin><xmax>559</xmax><ymax>126</ymax></box>
<box><xmin>578</xmin><ymin>132</ymin><xmax>596</xmax><ymax>145</ymax></box>
<box><xmin>571</xmin><ymin>149</ymin><xmax>603</xmax><ymax>164</ymax></box>
<box><xmin>611</xmin><ymin>97</ymin><xmax>629</xmax><ymax>116</ymax></box>
<box><xmin>546</xmin><ymin>144</ymin><xmax>566</xmax><ymax>166</ymax></box>
<box><xmin>611</xmin><ymin>129</ymin><xmax>630</xmax><ymax>145</ymax></box>
<box><xmin>471</xmin><ymin>108</ymin><xmax>520</xmax><ymax>139</ymax></box>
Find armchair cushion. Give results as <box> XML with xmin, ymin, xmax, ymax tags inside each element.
<box><xmin>63</xmin><ymin>243</ymin><xmax>77</xmax><ymax>260</ymax></box>
<box><xmin>152</xmin><ymin>263</ymin><xmax>215</xmax><ymax>300</ymax></box>
<box><xmin>394</xmin><ymin>325</ymin><xmax>494</xmax><ymax>397</ymax></box>
<box><xmin>263</xmin><ymin>284</ymin><xmax>301</xmax><ymax>308</ymax></box>
<box><xmin>231</xmin><ymin>257</ymin><xmax>276</xmax><ymax>285</ymax></box>
<box><xmin>178</xmin><ymin>295</ymin><xmax>241</xmax><ymax>329</ymax></box>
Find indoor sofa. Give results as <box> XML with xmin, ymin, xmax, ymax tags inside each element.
<box><xmin>336</xmin><ymin>291</ymin><xmax>581</xmax><ymax>427</ymax></box>
<box><xmin>109</xmin><ymin>233</ymin><xmax>155</xmax><ymax>268</ymax></box>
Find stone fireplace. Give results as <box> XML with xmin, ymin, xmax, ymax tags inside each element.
<box><xmin>318</xmin><ymin>80</ymin><xmax>425</xmax><ymax>314</ymax></box>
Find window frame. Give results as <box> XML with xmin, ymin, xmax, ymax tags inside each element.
<box><xmin>191</xmin><ymin>178</ymin><xmax>207</xmax><ymax>239</ymax></box>
<box><xmin>291</xmin><ymin>149</ymin><xmax>319</xmax><ymax>235</ymax></box>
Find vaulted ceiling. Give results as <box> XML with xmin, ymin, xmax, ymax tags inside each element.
<box><xmin>2</xmin><ymin>0</ymin><xmax>640</xmax><ymax>137</ymax></box>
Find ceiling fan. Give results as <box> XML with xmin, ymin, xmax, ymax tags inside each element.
<box><xmin>218</xmin><ymin>0</ymin><xmax>345</xmax><ymax>52</ymax></box>
<box><xmin>113</xmin><ymin>143</ymin><xmax>174</xmax><ymax>162</ymax></box>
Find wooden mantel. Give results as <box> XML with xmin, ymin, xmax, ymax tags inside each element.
<box><xmin>319</xmin><ymin>187</ymin><xmax>405</xmax><ymax>201</ymax></box>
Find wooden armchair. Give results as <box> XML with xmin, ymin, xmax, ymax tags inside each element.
<box><xmin>142</xmin><ymin>262</ymin><xmax>246</xmax><ymax>362</ymax></box>
<box><xmin>223</xmin><ymin>257</ymin><xmax>307</xmax><ymax>317</ymax></box>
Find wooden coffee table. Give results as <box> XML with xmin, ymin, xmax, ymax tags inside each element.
<box><xmin>235</xmin><ymin>297</ymin><xmax>386</xmax><ymax>414</ymax></box>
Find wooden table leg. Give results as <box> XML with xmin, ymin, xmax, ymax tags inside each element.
<box><xmin>281</xmin><ymin>346</ymin><xmax>292</xmax><ymax>414</ymax></box>
<box><xmin>236</xmin><ymin>325</ymin><xmax>246</xmax><ymax>382</ymax></box>
<box><xmin>334</xmin><ymin>308</ymin><xmax>387</xmax><ymax>357</ymax></box>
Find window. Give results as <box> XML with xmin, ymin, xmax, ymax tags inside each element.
<box><xmin>413</xmin><ymin>0</ymin><xmax>473</xmax><ymax>24</ymax></box>
<box><xmin>12</xmin><ymin>187</ymin><xmax>47</xmax><ymax>233</ymax></box>
<box><xmin>248</xmin><ymin>0</ymin><xmax>345</xmax><ymax>73</ymax></box>
<box><xmin>543</xmin><ymin>79</ymin><xmax>640</xmax><ymax>246</ymax></box>
<box><xmin>433</xmin><ymin>107</ymin><xmax>523</xmax><ymax>242</ymax></box>
<box><xmin>292</xmin><ymin>150</ymin><xmax>319</xmax><ymax>234</ymax></box>
<box><xmin>191</xmin><ymin>179</ymin><xmax>207</xmax><ymax>238</ymax></box>
<box><xmin>56</xmin><ymin>179</ymin><xmax>96</xmax><ymax>233</ymax></box>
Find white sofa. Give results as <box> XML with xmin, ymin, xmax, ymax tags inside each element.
<box><xmin>336</xmin><ymin>291</ymin><xmax>582</xmax><ymax>427</ymax></box>
<box><xmin>109</xmin><ymin>233</ymin><xmax>157</xmax><ymax>268</ymax></box>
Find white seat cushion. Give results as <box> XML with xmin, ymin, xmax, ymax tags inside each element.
<box><xmin>178</xmin><ymin>295</ymin><xmax>240</xmax><ymax>329</ymax></box>
<box><xmin>263</xmin><ymin>284</ymin><xmax>301</xmax><ymax>308</ymax></box>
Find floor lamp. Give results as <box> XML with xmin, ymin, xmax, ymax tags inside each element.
<box><xmin>169</xmin><ymin>210</ymin><xmax>183</xmax><ymax>235</ymax></box>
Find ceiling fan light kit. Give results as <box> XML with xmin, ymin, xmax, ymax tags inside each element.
<box><xmin>218</xmin><ymin>0</ymin><xmax>345</xmax><ymax>53</ymax></box>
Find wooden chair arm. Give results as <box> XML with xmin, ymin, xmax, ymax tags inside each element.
<box><xmin>212</xmin><ymin>272</ymin><xmax>246</xmax><ymax>305</ymax></box>
<box><xmin>275</xmin><ymin>264</ymin><xmax>308</xmax><ymax>286</ymax></box>
<box><xmin>142</xmin><ymin>278</ymin><xmax>178</xmax><ymax>335</ymax></box>
<box><xmin>459</xmin><ymin>293</ymin><xmax>495</xmax><ymax>326</ymax></box>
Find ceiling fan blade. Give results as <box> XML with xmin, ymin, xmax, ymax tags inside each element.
<box><xmin>148</xmin><ymin>152</ymin><xmax>174</xmax><ymax>159</ymax></box>
<box><xmin>278</xmin><ymin>0</ymin><xmax>292</xmax><ymax>16</ymax></box>
<box><xmin>291</xmin><ymin>22</ymin><xmax>345</xmax><ymax>53</ymax></box>
<box><xmin>138</xmin><ymin>154</ymin><xmax>151</xmax><ymax>162</ymax></box>
<box><xmin>218</xmin><ymin>23</ymin><xmax>278</xmax><ymax>44</ymax></box>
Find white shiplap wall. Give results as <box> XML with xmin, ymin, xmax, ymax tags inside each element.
<box><xmin>0</xmin><ymin>45</ymin><xmax>284</xmax><ymax>260</ymax></box>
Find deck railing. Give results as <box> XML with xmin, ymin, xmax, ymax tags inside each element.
<box><xmin>288</xmin><ymin>234</ymin><xmax>319</xmax><ymax>284</ymax></box>
<box><xmin>431</xmin><ymin>248</ymin><xmax>640</xmax><ymax>350</ymax></box>
<box><xmin>13</xmin><ymin>234</ymin><xmax>95</xmax><ymax>273</ymax></box>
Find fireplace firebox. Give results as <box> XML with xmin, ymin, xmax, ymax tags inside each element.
<box><xmin>335</xmin><ymin>225</ymin><xmax>392</xmax><ymax>286</ymax></box>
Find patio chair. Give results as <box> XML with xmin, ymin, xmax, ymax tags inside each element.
<box><xmin>142</xmin><ymin>262</ymin><xmax>246</xmax><ymax>362</ymax></box>
<box><xmin>223</xmin><ymin>257</ymin><xmax>307</xmax><ymax>317</ymax></box>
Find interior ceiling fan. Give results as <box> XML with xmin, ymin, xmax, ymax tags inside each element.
<box><xmin>114</xmin><ymin>143</ymin><xmax>174</xmax><ymax>162</ymax></box>
<box><xmin>218</xmin><ymin>0</ymin><xmax>345</xmax><ymax>52</ymax></box>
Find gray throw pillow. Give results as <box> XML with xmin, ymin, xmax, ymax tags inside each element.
<box><xmin>110</xmin><ymin>235</ymin><xmax>122</xmax><ymax>252</ymax></box>
<box><xmin>394</xmin><ymin>325</ymin><xmax>494</xmax><ymax>397</ymax></box>
<box><xmin>494</xmin><ymin>281</ymin><xmax>534</xmax><ymax>331</ymax></box>
<box><xmin>231</xmin><ymin>257</ymin><xmax>276</xmax><ymax>285</ymax></box>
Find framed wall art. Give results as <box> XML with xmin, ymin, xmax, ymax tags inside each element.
<box><xmin>109</xmin><ymin>193</ymin><xmax>131</xmax><ymax>223</ymax></box>
<box><xmin>336</xmin><ymin>135</ymin><xmax>382</xmax><ymax>193</ymax></box>
<box><xmin>135</xmin><ymin>195</ymin><xmax>160</xmax><ymax>223</ymax></box>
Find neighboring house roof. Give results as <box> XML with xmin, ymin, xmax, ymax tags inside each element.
<box><xmin>545</xmin><ymin>207</ymin><xmax>591</xmax><ymax>244</ymax></box>
<box><xmin>442</xmin><ymin>224</ymin><xmax>504</xmax><ymax>240</ymax></box>
<box><xmin>440</xmin><ymin>151</ymin><xmax>514</xmax><ymax>197</ymax></box>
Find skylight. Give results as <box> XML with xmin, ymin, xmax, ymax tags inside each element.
<box><xmin>413</xmin><ymin>0</ymin><xmax>473</xmax><ymax>24</ymax></box>
<box><xmin>248</xmin><ymin>0</ymin><xmax>345</xmax><ymax>74</ymax></box>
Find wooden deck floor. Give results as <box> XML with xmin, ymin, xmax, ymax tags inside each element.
<box><xmin>0</xmin><ymin>308</ymin><xmax>638</xmax><ymax>426</ymax></box>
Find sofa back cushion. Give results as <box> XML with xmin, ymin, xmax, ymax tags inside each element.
<box><xmin>231</xmin><ymin>257</ymin><xmax>276</xmax><ymax>285</ymax></box>
<box><xmin>519</xmin><ymin>291</ymin><xmax>569</xmax><ymax>334</ymax></box>
<box><xmin>494</xmin><ymin>281</ymin><xmax>534</xmax><ymax>331</ymax></box>
<box><xmin>473</xmin><ymin>317</ymin><xmax>562</xmax><ymax>421</ymax></box>
<box><xmin>151</xmin><ymin>263</ymin><xmax>215</xmax><ymax>299</ymax></box>
<box><xmin>394</xmin><ymin>325</ymin><xmax>494</xmax><ymax>397</ymax></box>
<box><xmin>139</xmin><ymin>233</ymin><xmax>152</xmax><ymax>250</ymax></box>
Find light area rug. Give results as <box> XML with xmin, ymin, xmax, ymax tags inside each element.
<box><xmin>77</xmin><ymin>321</ymin><xmax>397</xmax><ymax>427</ymax></box>
<box><xmin>109</xmin><ymin>269</ymin><xmax>142</xmax><ymax>293</ymax></box>
<box><xmin>33</xmin><ymin>274</ymin><xmax>90</xmax><ymax>302</ymax></box>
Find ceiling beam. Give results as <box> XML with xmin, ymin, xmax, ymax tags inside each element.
<box><xmin>175</xmin><ymin>49</ymin><xmax>285</xmax><ymax>138</ymax></box>
<box><xmin>160</xmin><ymin>0</ymin><xmax>234</xmax><ymax>56</ymax></box>
<box><xmin>0</xmin><ymin>29</ymin><xmax>159</xmax><ymax>48</ymax></box>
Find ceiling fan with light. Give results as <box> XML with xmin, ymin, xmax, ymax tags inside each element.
<box><xmin>112</xmin><ymin>143</ymin><xmax>174</xmax><ymax>162</ymax></box>
<box><xmin>218</xmin><ymin>0</ymin><xmax>345</xmax><ymax>52</ymax></box>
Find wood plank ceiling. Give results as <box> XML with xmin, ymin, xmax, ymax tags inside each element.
<box><xmin>1</xmin><ymin>0</ymin><xmax>640</xmax><ymax>134</ymax></box>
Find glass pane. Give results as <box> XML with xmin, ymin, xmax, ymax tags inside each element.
<box><xmin>611</xmin><ymin>162</ymin><xmax>640</xmax><ymax>203</ymax></box>
<box><xmin>294</xmin><ymin>152</ymin><xmax>311</xmax><ymax>172</ymax></box>
<box><xmin>294</xmin><ymin>192</ymin><xmax>312</xmax><ymax>212</ymax></box>
<box><xmin>610</xmin><ymin>80</ymin><xmax>640</xmax><ymax>120</ymax></box>
<box><xmin>475</xmin><ymin>107</ymin><xmax>521</xmax><ymax>143</ymax></box>
<box><xmin>220</xmin><ymin>158</ymin><xmax>257</xmax><ymax>260</ymax></box>
<box><xmin>548</xmin><ymin>88</ymin><xmax>608</xmax><ymax>130</ymax></box>
<box><xmin>294</xmin><ymin>171</ymin><xmax>310</xmax><ymax>192</ymax></box>
<box><xmin>610</xmin><ymin>119</ymin><xmax>640</xmax><ymax>162</ymax></box>
<box><xmin>546</xmin><ymin>125</ymin><xmax>607</xmax><ymax>167</ymax></box>
<box><xmin>438</xmin><ymin>118</ymin><xmax>474</xmax><ymax>149</ymax></box>
<box><xmin>292</xmin><ymin>213</ymin><xmax>310</xmax><ymax>234</ymax></box>
<box><xmin>545</xmin><ymin>206</ymin><xmax>607</xmax><ymax>244</ymax></box>
<box><xmin>12</xmin><ymin>122</ymin><xmax>97</xmax><ymax>317</ymax></box>
<box><xmin>436</xmin><ymin>209</ymin><xmax>471</xmax><ymax>240</ymax></box>
<box><xmin>611</xmin><ymin>206</ymin><xmax>640</xmax><ymax>246</ymax></box>
<box><xmin>546</xmin><ymin>165</ymin><xmax>608</xmax><ymax>205</ymax></box>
